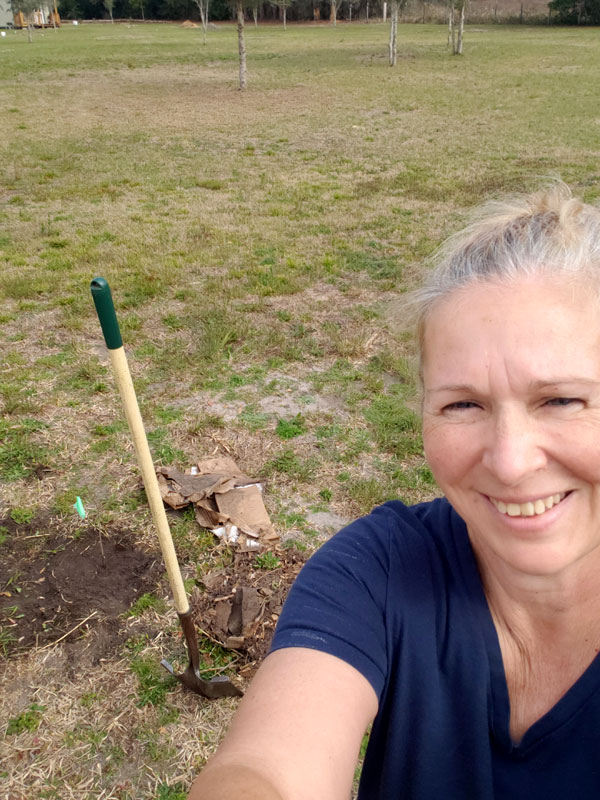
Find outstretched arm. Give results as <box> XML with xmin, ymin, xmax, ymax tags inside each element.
<box><xmin>188</xmin><ymin>647</ymin><xmax>378</xmax><ymax>800</ymax></box>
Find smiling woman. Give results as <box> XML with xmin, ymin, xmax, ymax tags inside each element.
<box><xmin>188</xmin><ymin>184</ymin><xmax>600</xmax><ymax>800</ymax></box>
<box><xmin>422</xmin><ymin>277</ymin><xmax>600</xmax><ymax>581</ymax></box>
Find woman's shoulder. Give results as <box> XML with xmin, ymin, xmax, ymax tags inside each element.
<box><xmin>272</xmin><ymin>497</ymin><xmax>474</xmax><ymax>699</ymax></box>
<box><xmin>291</xmin><ymin>496</ymin><xmax>471</xmax><ymax>607</ymax></box>
<box><xmin>323</xmin><ymin>496</ymin><xmax>465</xmax><ymax>560</ymax></box>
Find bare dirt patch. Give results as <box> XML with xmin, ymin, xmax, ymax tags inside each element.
<box><xmin>0</xmin><ymin>518</ymin><xmax>162</xmax><ymax>660</ymax></box>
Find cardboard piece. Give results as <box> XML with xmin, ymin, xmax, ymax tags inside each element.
<box><xmin>156</xmin><ymin>457</ymin><xmax>278</xmax><ymax>550</ymax></box>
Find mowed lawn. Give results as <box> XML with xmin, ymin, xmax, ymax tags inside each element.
<box><xmin>1</xmin><ymin>19</ymin><xmax>600</xmax><ymax>799</ymax></box>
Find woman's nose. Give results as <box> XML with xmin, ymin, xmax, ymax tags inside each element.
<box><xmin>481</xmin><ymin>409</ymin><xmax>547</xmax><ymax>486</ymax></box>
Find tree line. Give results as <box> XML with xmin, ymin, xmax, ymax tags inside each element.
<box><xmin>56</xmin><ymin>0</ymin><xmax>390</xmax><ymax>22</ymax></box>
<box><xmin>54</xmin><ymin>0</ymin><xmax>600</xmax><ymax>25</ymax></box>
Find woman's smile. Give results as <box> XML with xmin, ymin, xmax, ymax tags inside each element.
<box><xmin>488</xmin><ymin>491</ymin><xmax>568</xmax><ymax>517</ymax></box>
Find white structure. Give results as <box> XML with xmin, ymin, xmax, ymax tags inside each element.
<box><xmin>1</xmin><ymin>3</ymin><xmax>56</xmax><ymax>27</ymax></box>
<box><xmin>0</xmin><ymin>4</ymin><xmax>13</xmax><ymax>27</ymax></box>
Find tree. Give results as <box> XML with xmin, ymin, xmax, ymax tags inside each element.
<box><xmin>104</xmin><ymin>0</ymin><xmax>114</xmax><ymax>20</ymax></box>
<box><xmin>247</xmin><ymin>0</ymin><xmax>260</xmax><ymax>24</ymax></box>
<box><xmin>548</xmin><ymin>0</ymin><xmax>600</xmax><ymax>23</ymax></box>
<box><xmin>271</xmin><ymin>0</ymin><xmax>292</xmax><ymax>27</ymax></box>
<box><xmin>11</xmin><ymin>0</ymin><xmax>39</xmax><ymax>42</ymax></box>
<box><xmin>193</xmin><ymin>0</ymin><xmax>209</xmax><ymax>42</ymax></box>
<box><xmin>329</xmin><ymin>0</ymin><xmax>341</xmax><ymax>24</ymax></box>
<box><xmin>448</xmin><ymin>0</ymin><xmax>466</xmax><ymax>54</ymax></box>
<box><xmin>388</xmin><ymin>0</ymin><xmax>407</xmax><ymax>66</ymax></box>
<box><xmin>130</xmin><ymin>0</ymin><xmax>145</xmax><ymax>19</ymax></box>
<box><xmin>235</xmin><ymin>0</ymin><xmax>247</xmax><ymax>89</ymax></box>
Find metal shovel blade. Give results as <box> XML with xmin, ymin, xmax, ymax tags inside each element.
<box><xmin>161</xmin><ymin>610</ymin><xmax>243</xmax><ymax>699</ymax></box>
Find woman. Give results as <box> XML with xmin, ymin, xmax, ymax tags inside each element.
<box><xmin>189</xmin><ymin>184</ymin><xmax>600</xmax><ymax>799</ymax></box>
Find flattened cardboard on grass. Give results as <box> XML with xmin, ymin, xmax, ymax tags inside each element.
<box><xmin>156</xmin><ymin>456</ymin><xmax>278</xmax><ymax>551</ymax></box>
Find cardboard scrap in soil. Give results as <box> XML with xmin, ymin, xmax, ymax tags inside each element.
<box><xmin>156</xmin><ymin>457</ymin><xmax>278</xmax><ymax>551</ymax></box>
<box><xmin>191</xmin><ymin>547</ymin><xmax>306</xmax><ymax>668</ymax></box>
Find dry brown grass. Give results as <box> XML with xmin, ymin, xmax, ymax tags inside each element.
<box><xmin>1</xmin><ymin>638</ymin><xmax>238</xmax><ymax>799</ymax></box>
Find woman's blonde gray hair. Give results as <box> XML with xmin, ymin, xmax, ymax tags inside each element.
<box><xmin>410</xmin><ymin>182</ymin><xmax>600</xmax><ymax>358</ymax></box>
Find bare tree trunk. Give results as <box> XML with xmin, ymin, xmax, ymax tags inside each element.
<box><xmin>456</xmin><ymin>1</ymin><xmax>464</xmax><ymax>54</ymax></box>
<box><xmin>27</xmin><ymin>19</ymin><xmax>33</xmax><ymax>43</ymax></box>
<box><xmin>236</xmin><ymin>0</ymin><xmax>247</xmax><ymax>90</ymax></box>
<box><xmin>283</xmin><ymin>6</ymin><xmax>286</xmax><ymax>28</ymax></box>
<box><xmin>349</xmin><ymin>3</ymin><xmax>352</xmax><ymax>21</ymax></box>
<box><xmin>448</xmin><ymin>2</ymin><xmax>454</xmax><ymax>49</ymax></box>
<box><xmin>389</xmin><ymin>0</ymin><xmax>398</xmax><ymax>65</ymax></box>
<box><xmin>200</xmin><ymin>6</ymin><xmax>207</xmax><ymax>43</ymax></box>
<box><xmin>383</xmin><ymin>1</ymin><xmax>387</xmax><ymax>21</ymax></box>
<box><xmin>252</xmin><ymin>6</ymin><xmax>257</xmax><ymax>25</ymax></box>
<box><xmin>330</xmin><ymin>0</ymin><xmax>337</xmax><ymax>24</ymax></box>
<box><xmin>366</xmin><ymin>0</ymin><xmax>369</xmax><ymax>21</ymax></box>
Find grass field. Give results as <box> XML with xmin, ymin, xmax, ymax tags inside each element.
<box><xmin>1</xmin><ymin>19</ymin><xmax>600</xmax><ymax>798</ymax></box>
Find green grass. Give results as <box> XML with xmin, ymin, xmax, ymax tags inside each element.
<box><xmin>254</xmin><ymin>550</ymin><xmax>282</xmax><ymax>570</ymax></box>
<box><xmin>9</xmin><ymin>506</ymin><xmax>35</xmax><ymax>525</ymax></box>
<box><xmin>6</xmin><ymin>703</ymin><xmax>46</xmax><ymax>735</ymax></box>
<box><xmin>127</xmin><ymin>592</ymin><xmax>167</xmax><ymax>617</ymax></box>
<box><xmin>0</xmin><ymin>420</ymin><xmax>49</xmax><ymax>481</ymax></box>
<box><xmin>156</xmin><ymin>784</ymin><xmax>188</xmax><ymax>800</ymax></box>
<box><xmin>364</xmin><ymin>394</ymin><xmax>422</xmax><ymax>457</ymax></box>
<box><xmin>129</xmin><ymin>654</ymin><xmax>176</xmax><ymax>707</ymax></box>
<box><xmin>264</xmin><ymin>448</ymin><xmax>318</xmax><ymax>482</ymax></box>
<box><xmin>275</xmin><ymin>414</ymin><xmax>306</xmax><ymax>440</ymax></box>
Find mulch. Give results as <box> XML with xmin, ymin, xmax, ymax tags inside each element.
<box><xmin>191</xmin><ymin>546</ymin><xmax>307</xmax><ymax>667</ymax></box>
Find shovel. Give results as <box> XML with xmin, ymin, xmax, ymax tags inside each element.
<box><xmin>90</xmin><ymin>277</ymin><xmax>242</xmax><ymax>700</ymax></box>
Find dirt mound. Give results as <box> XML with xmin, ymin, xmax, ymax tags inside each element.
<box><xmin>0</xmin><ymin>519</ymin><xmax>161</xmax><ymax>657</ymax></box>
<box><xmin>191</xmin><ymin>547</ymin><xmax>306</xmax><ymax>667</ymax></box>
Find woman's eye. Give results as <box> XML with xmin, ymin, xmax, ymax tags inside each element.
<box><xmin>442</xmin><ymin>401</ymin><xmax>480</xmax><ymax>412</ymax></box>
<box><xmin>545</xmin><ymin>397</ymin><xmax>582</xmax><ymax>407</ymax></box>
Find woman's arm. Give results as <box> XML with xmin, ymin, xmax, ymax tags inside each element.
<box><xmin>188</xmin><ymin>647</ymin><xmax>378</xmax><ymax>800</ymax></box>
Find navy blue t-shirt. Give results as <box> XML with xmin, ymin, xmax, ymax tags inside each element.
<box><xmin>270</xmin><ymin>499</ymin><xmax>600</xmax><ymax>799</ymax></box>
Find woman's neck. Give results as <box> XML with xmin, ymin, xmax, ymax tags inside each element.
<box><xmin>473</xmin><ymin>541</ymin><xmax>600</xmax><ymax>743</ymax></box>
<box><xmin>472</xmin><ymin>538</ymin><xmax>600</xmax><ymax>643</ymax></box>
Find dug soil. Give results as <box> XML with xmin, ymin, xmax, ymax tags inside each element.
<box><xmin>1</xmin><ymin>516</ymin><xmax>307</xmax><ymax>673</ymax></box>
<box><xmin>0</xmin><ymin>517</ymin><xmax>162</xmax><ymax>660</ymax></box>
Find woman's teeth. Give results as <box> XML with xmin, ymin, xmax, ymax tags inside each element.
<box><xmin>490</xmin><ymin>492</ymin><xmax>567</xmax><ymax>517</ymax></box>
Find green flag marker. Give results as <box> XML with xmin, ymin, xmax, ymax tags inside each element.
<box><xmin>73</xmin><ymin>496</ymin><xmax>86</xmax><ymax>519</ymax></box>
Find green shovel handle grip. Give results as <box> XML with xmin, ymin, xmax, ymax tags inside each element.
<box><xmin>90</xmin><ymin>277</ymin><xmax>123</xmax><ymax>350</ymax></box>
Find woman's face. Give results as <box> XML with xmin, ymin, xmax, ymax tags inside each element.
<box><xmin>422</xmin><ymin>276</ymin><xmax>600</xmax><ymax>579</ymax></box>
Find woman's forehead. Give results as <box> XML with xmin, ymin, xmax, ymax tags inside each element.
<box><xmin>421</xmin><ymin>276</ymin><xmax>600</xmax><ymax>384</ymax></box>
<box><xmin>425</xmin><ymin>274</ymin><xmax>593</xmax><ymax>331</ymax></box>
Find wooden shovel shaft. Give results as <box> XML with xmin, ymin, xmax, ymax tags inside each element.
<box><xmin>108</xmin><ymin>348</ymin><xmax>189</xmax><ymax>614</ymax></box>
<box><xmin>90</xmin><ymin>277</ymin><xmax>188</xmax><ymax>616</ymax></box>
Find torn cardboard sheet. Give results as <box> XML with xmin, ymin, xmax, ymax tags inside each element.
<box><xmin>156</xmin><ymin>456</ymin><xmax>278</xmax><ymax>550</ymax></box>
<box><xmin>214</xmin><ymin>586</ymin><xmax>263</xmax><ymax>650</ymax></box>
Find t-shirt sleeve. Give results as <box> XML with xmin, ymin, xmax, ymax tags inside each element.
<box><xmin>269</xmin><ymin>506</ymin><xmax>393</xmax><ymax>701</ymax></box>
